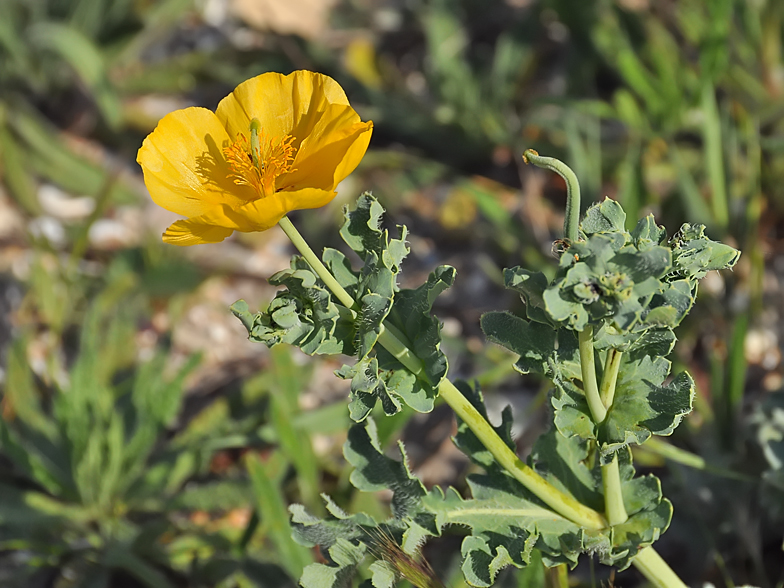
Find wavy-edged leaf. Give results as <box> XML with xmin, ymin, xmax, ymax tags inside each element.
<box><xmin>593</xmin><ymin>325</ymin><xmax>676</xmax><ymax>360</ymax></box>
<box><xmin>336</xmin><ymin>357</ymin><xmax>403</xmax><ymax>422</ymax></box>
<box><xmin>529</xmin><ymin>427</ymin><xmax>603</xmax><ymax>512</ymax></box>
<box><xmin>340</xmin><ymin>194</ymin><xmax>408</xmax><ymax>270</ymax></box>
<box><xmin>451</xmin><ymin>381</ymin><xmax>515</xmax><ymax>471</ymax></box>
<box><xmin>340</xmin><ymin>194</ymin><xmax>409</xmax><ymax>357</ymax></box>
<box><xmin>530</xmin><ymin>431</ymin><xmax>672</xmax><ymax>570</ymax></box>
<box><xmin>344</xmin><ymin>419</ymin><xmax>427</xmax><ymax>520</ymax></box>
<box><xmin>503</xmin><ymin>267</ymin><xmax>552</xmax><ymax>325</ymax></box>
<box><xmin>232</xmin><ymin>260</ymin><xmax>355</xmax><ymax>356</ymax></box>
<box><xmin>480</xmin><ymin>311</ymin><xmax>555</xmax><ymax>376</ymax></box>
<box><xmin>386</xmin><ymin>265</ymin><xmax>454</xmax><ymax>388</ymax></box>
<box><xmin>337</xmin><ymin>262</ymin><xmax>455</xmax><ymax>422</ymax></box>
<box><xmin>670</xmin><ymin>223</ymin><xmax>740</xmax><ymax>279</ymax></box>
<box><xmin>424</xmin><ymin>479</ymin><xmax>583</xmax><ymax>585</ymax></box>
<box><xmin>630</xmin><ymin>214</ymin><xmax>666</xmax><ymax>246</ymax></box>
<box><xmin>600</xmin><ymin>357</ymin><xmax>694</xmax><ymax>457</ymax></box>
<box><xmin>581</xmin><ymin>198</ymin><xmax>627</xmax><ymax>235</ymax></box>
<box><xmin>551</xmin><ymin>350</ymin><xmax>695</xmax><ymax>459</ymax></box>
<box><xmin>299</xmin><ymin>538</ymin><xmax>367</xmax><ymax>588</ymax></box>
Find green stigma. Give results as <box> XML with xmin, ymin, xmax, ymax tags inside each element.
<box><xmin>249</xmin><ymin>118</ymin><xmax>262</xmax><ymax>169</ymax></box>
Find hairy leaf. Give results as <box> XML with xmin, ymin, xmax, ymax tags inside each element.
<box><xmin>551</xmin><ymin>350</ymin><xmax>695</xmax><ymax>459</ymax></box>
<box><xmin>237</xmin><ymin>195</ymin><xmax>451</xmax><ymax>421</ymax></box>
<box><xmin>580</xmin><ymin>198</ymin><xmax>627</xmax><ymax>235</ymax></box>
<box><xmin>451</xmin><ymin>381</ymin><xmax>516</xmax><ymax>471</ymax></box>
<box><xmin>670</xmin><ymin>223</ymin><xmax>741</xmax><ymax>279</ymax></box>
<box><xmin>335</xmin><ymin>357</ymin><xmax>403</xmax><ymax>422</ymax></box>
<box><xmin>480</xmin><ymin>311</ymin><xmax>556</xmax><ymax>376</ymax></box>
<box><xmin>232</xmin><ymin>259</ymin><xmax>355</xmax><ymax>356</ymax></box>
<box><xmin>503</xmin><ymin>268</ymin><xmax>552</xmax><ymax>325</ymax></box>
<box><xmin>385</xmin><ymin>265</ymin><xmax>454</xmax><ymax>388</ymax></box>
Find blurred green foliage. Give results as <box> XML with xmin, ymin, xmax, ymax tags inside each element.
<box><xmin>0</xmin><ymin>0</ymin><xmax>783</xmax><ymax>586</ymax></box>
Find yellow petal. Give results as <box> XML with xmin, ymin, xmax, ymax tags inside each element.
<box><xmin>197</xmin><ymin>202</ymin><xmax>268</xmax><ymax>232</ymax></box>
<box><xmin>137</xmin><ymin>107</ymin><xmax>256</xmax><ymax>217</ymax></box>
<box><xmin>275</xmin><ymin>187</ymin><xmax>337</xmax><ymax>213</ymax></box>
<box><xmin>215</xmin><ymin>70</ymin><xmax>352</xmax><ymax>151</ymax></box>
<box><xmin>281</xmin><ymin>114</ymin><xmax>373</xmax><ymax>191</ymax></box>
<box><xmin>232</xmin><ymin>187</ymin><xmax>337</xmax><ymax>231</ymax></box>
<box><xmin>162</xmin><ymin>218</ymin><xmax>234</xmax><ymax>245</ymax></box>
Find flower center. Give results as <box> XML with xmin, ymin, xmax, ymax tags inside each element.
<box><xmin>223</xmin><ymin>120</ymin><xmax>296</xmax><ymax>199</ymax></box>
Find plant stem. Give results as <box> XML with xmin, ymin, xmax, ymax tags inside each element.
<box><xmin>279</xmin><ymin>214</ymin><xmax>687</xmax><ymax>587</ymax></box>
<box><xmin>523</xmin><ymin>151</ymin><xmax>687</xmax><ymax>587</ymax></box>
<box><xmin>599</xmin><ymin>348</ymin><xmax>622</xmax><ymax>408</ymax></box>
<box><xmin>277</xmin><ymin>215</ymin><xmax>605</xmax><ymax>530</ymax></box>
<box><xmin>578</xmin><ymin>327</ymin><xmax>606</xmax><ymax>423</ymax></box>
<box><xmin>436</xmin><ymin>378</ymin><xmax>605</xmax><ymax>530</ymax></box>
<box><xmin>279</xmin><ymin>216</ymin><xmax>428</xmax><ymax>381</ymax></box>
<box><xmin>601</xmin><ymin>455</ymin><xmax>628</xmax><ymax>525</ymax></box>
<box><xmin>632</xmin><ymin>547</ymin><xmax>688</xmax><ymax>588</ymax></box>
<box><xmin>578</xmin><ymin>329</ymin><xmax>628</xmax><ymax>525</ymax></box>
<box><xmin>278</xmin><ymin>216</ymin><xmax>356</xmax><ymax>310</ymax></box>
<box><xmin>546</xmin><ymin>564</ymin><xmax>569</xmax><ymax>588</ymax></box>
<box><xmin>523</xmin><ymin>149</ymin><xmax>581</xmax><ymax>242</ymax></box>
<box><xmin>598</xmin><ymin>346</ymin><xmax>628</xmax><ymax>525</ymax></box>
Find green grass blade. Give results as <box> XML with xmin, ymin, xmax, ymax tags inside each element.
<box><xmin>269</xmin><ymin>346</ymin><xmax>321</xmax><ymax>511</ymax></box>
<box><xmin>726</xmin><ymin>311</ymin><xmax>749</xmax><ymax>424</ymax></box>
<box><xmin>701</xmin><ymin>81</ymin><xmax>729</xmax><ymax>231</ymax></box>
<box><xmin>9</xmin><ymin>108</ymin><xmax>138</xmax><ymax>204</ymax></box>
<box><xmin>0</xmin><ymin>111</ymin><xmax>41</xmax><ymax>215</ymax></box>
<box><xmin>615</xmin><ymin>140</ymin><xmax>643</xmax><ymax>230</ymax></box>
<box><xmin>27</xmin><ymin>22</ymin><xmax>122</xmax><ymax>129</ymax></box>
<box><xmin>246</xmin><ymin>451</ymin><xmax>311</xmax><ymax>578</ymax></box>
<box><xmin>670</xmin><ymin>144</ymin><xmax>713</xmax><ymax>226</ymax></box>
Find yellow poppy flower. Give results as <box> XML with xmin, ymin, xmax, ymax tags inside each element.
<box><xmin>137</xmin><ymin>70</ymin><xmax>373</xmax><ymax>245</ymax></box>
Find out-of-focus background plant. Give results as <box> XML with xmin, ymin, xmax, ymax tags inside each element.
<box><xmin>0</xmin><ymin>0</ymin><xmax>782</xmax><ymax>586</ymax></box>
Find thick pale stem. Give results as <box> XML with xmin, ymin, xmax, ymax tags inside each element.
<box><xmin>279</xmin><ymin>216</ymin><xmax>427</xmax><ymax>381</ymax></box>
<box><xmin>437</xmin><ymin>378</ymin><xmax>605</xmax><ymax>530</ymax></box>
<box><xmin>599</xmin><ymin>349</ymin><xmax>622</xmax><ymax>408</ymax></box>
<box><xmin>278</xmin><ymin>216</ymin><xmax>356</xmax><ymax>309</ymax></box>
<box><xmin>522</xmin><ymin>150</ymin><xmax>685</xmax><ymax>586</ymax></box>
<box><xmin>601</xmin><ymin>456</ymin><xmax>628</xmax><ymax>525</ymax></box>
<box><xmin>276</xmin><ymin>215</ymin><xmax>605</xmax><ymax>530</ymax></box>
<box><xmin>632</xmin><ymin>547</ymin><xmax>688</xmax><ymax>588</ymax></box>
<box><xmin>579</xmin><ymin>330</ymin><xmax>627</xmax><ymax>524</ymax></box>
<box><xmin>523</xmin><ymin>149</ymin><xmax>581</xmax><ymax>242</ymax></box>
<box><xmin>597</xmin><ymin>347</ymin><xmax>628</xmax><ymax>524</ymax></box>
<box><xmin>578</xmin><ymin>327</ymin><xmax>606</xmax><ymax>423</ymax></box>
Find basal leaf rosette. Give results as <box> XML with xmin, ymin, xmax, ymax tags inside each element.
<box><xmin>138</xmin><ymin>70</ymin><xmax>373</xmax><ymax>245</ymax></box>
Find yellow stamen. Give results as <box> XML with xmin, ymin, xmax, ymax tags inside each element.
<box><xmin>223</xmin><ymin>121</ymin><xmax>296</xmax><ymax>198</ymax></box>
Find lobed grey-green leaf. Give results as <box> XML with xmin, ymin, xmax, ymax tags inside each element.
<box><xmin>581</xmin><ymin>198</ymin><xmax>627</xmax><ymax>236</ymax></box>
<box><xmin>480</xmin><ymin>311</ymin><xmax>557</xmax><ymax>375</ymax></box>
